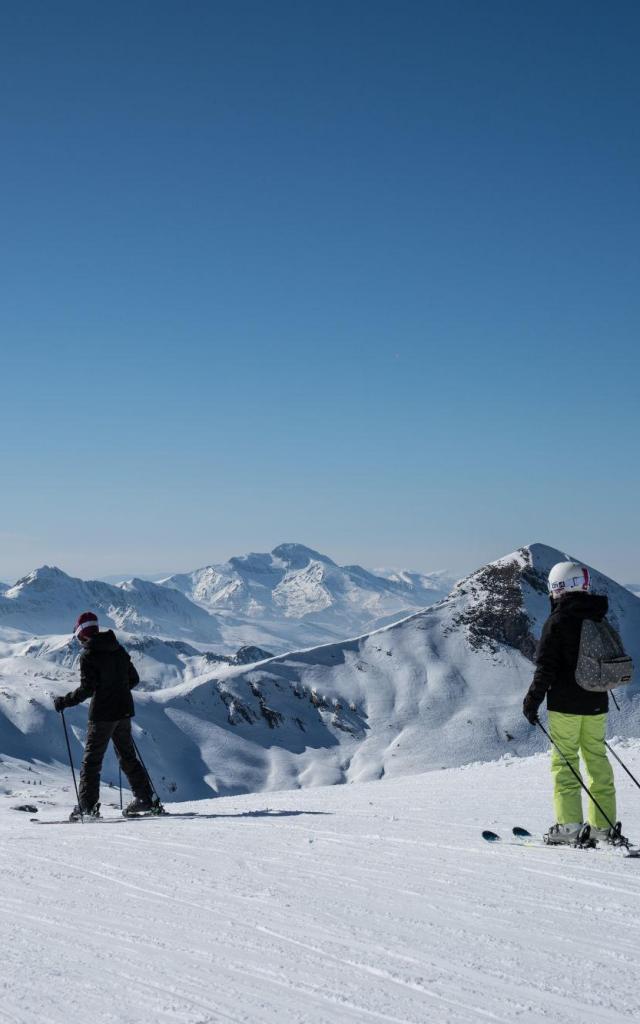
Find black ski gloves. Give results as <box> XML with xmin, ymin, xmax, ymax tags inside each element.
<box><xmin>522</xmin><ymin>691</ymin><xmax>542</xmax><ymax>725</ymax></box>
<box><xmin>53</xmin><ymin>696</ymin><xmax>67</xmax><ymax>713</ymax></box>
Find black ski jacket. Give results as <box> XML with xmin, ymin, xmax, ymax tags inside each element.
<box><xmin>60</xmin><ymin>630</ymin><xmax>139</xmax><ymax>722</ymax></box>
<box><xmin>525</xmin><ymin>592</ymin><xmax>610</xmax><ymax>715</ymax></box>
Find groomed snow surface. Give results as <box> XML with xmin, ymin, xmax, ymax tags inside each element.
<box><xmin>2</xmin><ymin>742</ymin><xmax>640</xmax><ymax>1024</ymax></box>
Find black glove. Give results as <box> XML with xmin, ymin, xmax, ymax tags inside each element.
<box><xmin>53</xmin><ymin>696</ymin><xmax>67</xmax><ymax>713</ymax></box>
<box><xmin>522</xmin><ymin>691</ymin><xmax>542</xmax><ymax>725</ymax></box>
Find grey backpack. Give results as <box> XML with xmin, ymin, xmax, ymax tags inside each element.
<box><xmin>575</xmin><ymin>618</ymin><xmax>634</xmax><ymax>692</ymax></box>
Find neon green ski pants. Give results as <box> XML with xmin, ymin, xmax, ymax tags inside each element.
<box><xmin>548</xmin><ymin>711</ymin><xmax>616</xmax><ymax>828</ymax></box>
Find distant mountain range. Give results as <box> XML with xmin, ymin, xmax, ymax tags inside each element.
<box><xmin>1</xmin><ymin>542</ymin><xmax>638</xmax><ymax>800</ymax></box>
<box><xmin>157</xmin><ymin>543</ymin><xmax>453</xmax><ymax>651</ymax></box>
<box><xmin>0</xmin><ymin>566</ymin><xmax>223</xmax><ymax>644</ymax></box>
<box><xmin>0</xmin><ymin>544</ymin><xmax>452</xmax><ymax>655</ymax></box>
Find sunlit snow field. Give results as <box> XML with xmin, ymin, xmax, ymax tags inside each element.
<box><xmin>1</xmin><ymin>743</ymin><xmax>640</xmax><ymax>1024</ymax></box>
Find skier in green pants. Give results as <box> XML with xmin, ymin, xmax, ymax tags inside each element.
<box><xmin>522</xmin><ymin>561</ymin><xmax>619</xmax><ymax>845</ymax></box>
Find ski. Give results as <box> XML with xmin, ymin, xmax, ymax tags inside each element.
<box><xmin>482</xmin><ymin>826</ymin><xmax>540</xmax><ymax>847</ymax></box>
<box><xmin>482</xmin><ymin>827</ymin><xmax>594</xmax><ymax>850</ymax></box>
<box><xmin>29</xmin><ymin>811</ymin><xmax>199</xmax><ymax>825</ymax></box>
<box><xmin>482</xmin><ymin>825</ymin><xmax>640</xmax><ymax>857</ymax></box>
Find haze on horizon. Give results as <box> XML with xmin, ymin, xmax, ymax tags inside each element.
<box><xmin>2</xmin><ymin>2</ymin><xmax>639</xmax><ymax>584</ymax></box>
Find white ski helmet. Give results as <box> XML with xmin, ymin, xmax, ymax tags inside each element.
<box><xmin>548</xmin><ymin>561</ymin><xmax>591</xmax><ymax>599</ymax></box>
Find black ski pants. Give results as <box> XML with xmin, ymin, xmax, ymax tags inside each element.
<box><xmin>79</xmin><ymin>718</ymin><xmax>152</xmax><ymax>810</ymax></box>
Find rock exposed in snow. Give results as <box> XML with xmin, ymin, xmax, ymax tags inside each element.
<box><xmin>233</xmin><ymin>645</ymin><xmax>274</xmax><ymax>665</ymax></box>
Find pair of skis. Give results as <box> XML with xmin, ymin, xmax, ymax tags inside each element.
<box><xmin>483</xmin><ymin>826</ymin><xmax>535</xmax><ymax>844</ymax></box>
<box><xmin>483</xmin><ymin>825</ymin><xmax>640</xmax><ymax>858</ymax></box>
<box><xmin>29</xmin><ymin>810</ymin><xmax>197</xmax><ymax>825</ymax></box>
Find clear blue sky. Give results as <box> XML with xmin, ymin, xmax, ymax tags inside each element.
<box><xmin>2</xmin><ymin>1</ymin><xmax>639</xmax><ymax>583</ymax></box>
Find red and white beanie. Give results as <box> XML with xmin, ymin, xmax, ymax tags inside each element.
<box><xmin>74</xmin><ymin>611</ymin><xmax>99</xmax><ymax>641</ymax></box>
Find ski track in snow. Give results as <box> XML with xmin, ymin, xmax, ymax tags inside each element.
<box><xmin>1</xmin><ymin>748</ymin><xmax>640</xmax><ymax>1024</ymax></box>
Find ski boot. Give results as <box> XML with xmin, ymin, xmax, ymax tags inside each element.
<box><xmin>69</xmin><ymin>802</ymin><xmax>101</xmax><ymax>822</ymax></box>
<box><xmin>123</xmin><ymin>795</ymin><xmax>166</xmax><ymax>818</ymax></box>
<box><xmin>544</xmin><ymin>822</ymin><xmax>594</xmax><ymax>847</ymax></box>
<box><xmin>591</xmin><ymin>821</ymin><xmax>629</xmax><ymax>847</ymax></box>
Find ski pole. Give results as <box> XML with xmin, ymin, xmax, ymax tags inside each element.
<box><xmin>119</xmin><ymin>766</ymin><xmax>123</xmax><ymax>810</ymax></box>
<box><xmin>61</xmin><ymin>710</ymin><xmax>83</xmax><ymax>824</ymax></box>
<box><xmin>131</xmin><ymin>735</ymin><xmax>161</xmax><ymax>803</ymax></box>
<box><xmin>604</xmin><ymin>691</ymin><xmax>640</xmax><ymax>791</ymax></box>
<box><xmin>604</xmin><ymin>741</ymin><xmax>640</xmax><ymax>794</ymax></box>
<box><xmin>535</xmin><ymin>718</ymin><xmax>622</xmax><ymax>840</ymax></box>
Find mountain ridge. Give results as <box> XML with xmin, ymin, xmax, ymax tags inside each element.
<box><xmin>2</xmin><ymin>541</ymin><xmax>637</xmax><ymax>800</ymax></box>
<box><xmin>132</xmin><ymin>541</ymin><xmax>640</xmax><ymax>795</ymax></box>
<box><xmin>0</xmin><ymin>543</ymin><xmax>453</xmax><ymax>656</ymax></box>
<box><xmin>158</xmin><ymin>541</ymin><xmax>453</xmax><ymax>650</ymax></box>
<box><xmin>0</xmin><ymin>565</ymin><xmax>222</xmax><ymax>643</ymax></box>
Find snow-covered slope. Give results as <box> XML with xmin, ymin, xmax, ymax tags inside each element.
<box><xmin>3</xmin><ymin>542</ymin><xmax>638</xmax><ymax>802</ymax></box>
<box><xmin>0</xmin><ymin>566</ymin><xmax>222</xmax><ymax>643</ymax></box>
<box><xmin>2</xmin><ymin>746</ymin><xmax>640</xmax><ymax>1024</ymax></box>
<box><xmin>159</xmin><ymin>542</ymin><xmax>453</xmax><ymax>650</ymax></box>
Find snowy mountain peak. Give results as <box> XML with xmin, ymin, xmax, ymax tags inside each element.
<box><xmin>374</xmin><ymin>566</ymin><xmax>451</xmax><ymax>592</ymax></box>
<box><xmin>0</xmin><ymin>564</ymin><xmax>222</xmax><ymax>643</ymax></box>
<box><xmin>271</xmin><ymin>543</ymin><xmax>336</xmax><ymax>569</ymax></box>
<box><xmin>470</xmin><ymin>541</ymin><xmax>633</xmax><ymax>601</ymax></box>
<box><xmin>7</xmin><ymin>565</ymin><xmax>71</xmax><ymax>594</ymax></box>
<box><xmin>449</xmin><ymin>542</ymin><xmax>638</xmax><ymax>662</ymax></box>
<box><xmin>119</xmin><ymin>577</ymin><xmax>172</xmax><ymax>595</ymax></box>
<box><xmin>159</xmin><ymin>543</ymin><xmax>454</xmax><ymax>652</ymax></box>
<box><xmin>225</xmin><ymin>543</ymin><xmax>335</xmax><ymax>577</ymax></box>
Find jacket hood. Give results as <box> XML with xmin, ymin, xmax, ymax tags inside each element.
<box><xmin>552</xmin><ymin>592</ymin><xmax>609</xmax><ymax>622</ymax></box>
<box><xmin>84</xmin><ymin>629</ymin><xmax>120</xmax><ymax>652</ymax></box>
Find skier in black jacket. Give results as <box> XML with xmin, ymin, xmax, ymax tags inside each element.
<box><xmin>53</xmin><ymin>611</ymin><xmax>153</xmax><ymax>820</ymax></box>
<box><xmin>522</xmin><ymin>561</ymin><xmax>618</xmax><ymax>845</ymax></box>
